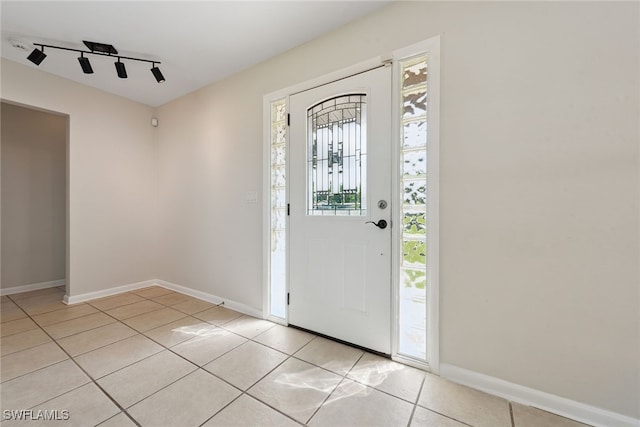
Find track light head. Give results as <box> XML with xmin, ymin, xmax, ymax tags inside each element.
<box><xmin>27</xmin><ymin>47</ymin><xmax>46</xmax><ymax>65</ymax></box>
<box><xmin>78</xmin><ymin>53</ymin><xmax>93</xmax><ymax>74</ymax></box>
<box><xmin>115</xmin><ymin>59</ymin><xmax>127</xmax><ymax>79</ymax></box>
<box><xmin>150</xmin><ymin>65</ymin><xmax>165</xmax><ymax>83</ymax></box>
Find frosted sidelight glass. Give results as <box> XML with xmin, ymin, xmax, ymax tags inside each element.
<box><xmin>398</xmin><ymin>55</ymin><xmax>429</xmax><ymax>361</ymax></box>
<box><xmin>269</xmin><ymin>99</ymin><xmax>287</xmax><ymax>319</ymax></box>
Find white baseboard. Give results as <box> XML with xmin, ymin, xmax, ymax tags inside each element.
<box><xmin>1</xmin><ymin>279</ymin><xmax>65</xmax><ymax>296</ymax></box>
<box><xmin>63</xmin><ymin>278</ymin><xmax>263</xmax><ymax>319</ymax></box>
<box><xmin>63</xmin><ymin>280</ymin><xmax>157</xmax><ymax>304</ymax></box>
<box><xmin>440</xmin><ymin>364</ymin><xmax>640</xmax><ymax>427</ymax></box>
<box><xmin>155</xmin><ymin>280</ymin><xmax>262</xmax><ymax>318</ymax></box>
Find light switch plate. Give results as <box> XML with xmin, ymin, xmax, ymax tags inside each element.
<box><xmin>245</xmin><ymin>191</ymin><xmax>258</xmax><ymax>204</ymax></box>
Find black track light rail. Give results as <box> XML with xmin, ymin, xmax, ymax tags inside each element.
<box><xmin>33</xmin><ymin>43</ymin><xmax>161</xmax><ymax>65</ymax></box>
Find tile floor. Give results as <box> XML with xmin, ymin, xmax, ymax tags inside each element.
<box><xmin>1</xmin><ymin>286</ymin><xmax>590</xmax><ymax>427</ymax></box>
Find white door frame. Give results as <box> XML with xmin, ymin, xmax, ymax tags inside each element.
<box><xmin>263</xmin><ymin>36</ymin><xmax>440</xmax><ymax>372</ymax></box>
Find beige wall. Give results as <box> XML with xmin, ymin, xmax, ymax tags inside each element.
<box><xmin>1</xmin><ymin>102</ymin><xmax>67</xmax><ymax>288</ymax></box>
<box><xmin>156</xmin><ymin>1</ymin><xmax>639</xmax><ymax>419</ymax></box>
<box><xmin>0</xmin><ymin>59</ymin><xmax>158</xmax><ymax>296</ymax></box>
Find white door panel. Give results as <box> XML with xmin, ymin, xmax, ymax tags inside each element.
<box><xmin>289</xmin><ymin>66</ymin><xmax>392</xmax><ymax>353</ymax></box>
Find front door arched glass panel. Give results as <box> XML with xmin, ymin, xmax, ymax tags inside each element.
<box><xmin>307</xmin><ymin>94</ymin><xmax>367</xmax><ymax>216</ymax></box>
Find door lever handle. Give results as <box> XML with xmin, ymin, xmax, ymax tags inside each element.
<box><xmin>366</xmin><ymin>219</ymin><xmax>388</xmax><ymax>230</ymax></box>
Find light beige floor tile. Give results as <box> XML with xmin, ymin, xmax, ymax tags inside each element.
<box><xmin>1</xmin><ymin>301</ymin><xmax>27</xmax><ymax>322</ymax></box>
<box><xmin>10</xmin><ymin>291</ymin><xmax>64</xmax><ymax>307</ymax></box>
<box><xmin>143</xmin><ymin>316</ymin><xmax>212</xmax><ymax>348</ymax></box>
<box><xmin>171</xmin><ymin>328</ymin><xmax>246</xmax><ymax>366</ymax></box>
<box><xmin>202</xmin><ymin>394</ymin><xmax>299</xmax><ymax>427</ymax></box>
<box><xmin>248</xmin><ymin>357</ymin><xmax>342</xmax><ymax>424</ymax></box>
<box><xmin>105</xmin><ymin>300</ymin><xmax>164</xmax><ymax>320</ymax></box>
<box><xmin>512</xmin><ymin>402</ymin><xmax>591</xmax><ymax>427</ymax></box>
<box><xmin>0</xmin><ymin>328</ymin><xmax>51</xmax><ymax>356</ymax></box>
<box><xmin>0</xmin><ymin>317</ymin><xmax>39</xmax><ymax>337</ymax></box>
<box><xmin>131</xmin><ymin>286</ymin><xmax>173</xmax><ymax>299</ymax></box>
<box><xmin>171</xmin><ymin>298</ymin><xmax>217</xmax><ymax>315</ymax></box>
<box><xmin>151</xmin><ymin>292</ymin><xmax>194</xmax><ymax>306</ymax></box>
<box><xmin>43</xmin><ymin>312</ymin><xmax>116</xmax><ymax>339</ymax></box>
<box><xmin>1</xmin><ymin>295</ymin><xmax>9</xmax><ymax>302</ymax></box>
<box><xmin>411</xmin><ymin>406</ymin><xmax>467</xmax><ymax>427</ymax></box>
<box><xmin>31</xmin><ymin>382</ymin><xmax>119</xmax><ymax>427</ymax></box>
<box><xmin>57</xmin><ymin>322</ymin><xmax>138</xmax><ymax>356</ymax></box>
<box><xmin>128</xmin><ymin>369</ymin><xmax>240</xmax><ymax>427</ymax></box>
<box><xmin>219</xmin><ymin>315</ymin><xmax>276</xmax><ymax>338</ymax></box>
<box><xmin>347</xmin><ymin>353</ymin><xmax>425</xmax><ymax>402</ymax></box>
<box><xmin>98</xmin><ymin>350</ymin><xmax>197</xmax><ymax>408</ymax></box>
<box><xmin>254</xmin><ymin>324</ymin><xmax>315</xmax><ymax>355</ymax></box>
<box><xmin>9</xmin><ymin>287</ymin><xmax>64</xmax><ymax>301</ymax></box>
<box><xmin>192</xmin><ymin>306</ymin><xmax>243</xmax><ymax>325</ymax></box>
<box><xmin>74</xmin><ymin>334</ymin><xmax>163</xmax><ymax>379</ymax></box>
<box><xmin>1</xmin><ymin>341</ymin><xmax>68</xmax><ymax>382</ymax></box>
<box><xmin>32</xmin><ymin>304</ymin><xmax>98</xmax><ymax>326</ymax></box>
<box><xmin>418</xmin><ymin>373</ymin><xmax>511</xmax><ymax>427</ymax></box>
<box><xmin>294</xmin><ymin>336</ymin><xmax>364</xmax><ymax>376</ymax></box>
<box><xmin>97</xmin><ymin>413</ymin><xmax>138</xmax><ymax>427</ymax></box>
<box><xmin>309</xmin><ymin>379</ymin><xmax>414</xmax><ymax>427</ymax></box>
<box><xmin>88</xmin><ymin>293</ymin><xmax>145</xmax><ymax>311</ymax></box>
<box><xmin>204</xmin><ymin>341</ymin><xmax>287</xmax><ymax>390</ymax></box>
<box><xmin>121</xmin><ymin>307</ymin><xmax>187</xmax><ymax>332</ymax></box>
<box><xmin>13</xmin><ymin>293</ymin><xmax>67</xmax><ymax>316</ymax></box>
<box><xmin>0</xmin><ymin>360</ymin><xmax>90</xmax><ymax>409</ymax></box>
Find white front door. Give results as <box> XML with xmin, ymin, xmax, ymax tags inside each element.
<box><xmin>289</xmin><ymin>66</ymin><xmax>392</xmax><ymax>354</ymax></box>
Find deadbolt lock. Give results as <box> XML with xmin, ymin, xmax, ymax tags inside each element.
<box><xmin>378</xmin><ymin>200</ymin><xmax>388</xmax><ymax>210</ymax></box>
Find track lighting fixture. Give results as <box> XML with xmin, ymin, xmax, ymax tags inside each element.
<box><xmin>78</xmin><ymin>53</ymin><xmax>93</xmax><ymax>74</ymax></box>
<box><xmin>27</xmin><ymin>46</ymin><xmax>47</xmax><ymax>65</ymax></box>
<box><xmin>115</xmin><ymin>58</ymin><xmax>127</xmax><ymax>79</ymax></box>
<box><xmin>150</xmin><ymin>63</ymin><xmax>165</xmax><ymax>83</ymax></box>
<box><xmin>24</xmin><ymin>41</ymin><xmax>165</xmax><ymax>83</ymax></box>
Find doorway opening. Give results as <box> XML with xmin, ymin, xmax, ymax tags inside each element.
<box><xmin>1</xmin><ymin>101</ymin><xmax>69</xmax><ymax>298</ymax></box>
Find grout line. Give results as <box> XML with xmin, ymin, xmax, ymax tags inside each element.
<box><xmin>31</xmin><ymin>310</ymin><xmax>103</xmax><ymax>328</ymax></box>
<box><xmin>61</xmin><ymin>329</ymin><xmax>139</xmax><ymax>358</ymax></box>
<box><xmin>0</xmin><ymin>315</ymin><xmax>41</xmax><ymax>340</ymax></box>
<box><xmin>304</xmin><ymin>374</ymin><xmax>345</xmax><ymax>425</ymax></box>
<box><xmin>117</xmin><ymin>366</ymin><xmax>199</xmax><ymax>410</ymax></box>
<box><xmin>304</xmin><ymin>351</ymin><xmax>367</xmax><ymax>425</ymax></box>
<box><xmin>196</xmin><ymin>393</ymin><xmax>245</xmax><ymax>427</ymax></box>
<box><xmin>421</xmin><ymin>407</ymin><xmax>475</xmax><ymax>427</ymax></box>
<box><xmin>237</xmin><ymin>353</ymin><xmax>307</xmax><ymax>426</ymax></box>
<box><xmin>87</xmin><ymin>298</ymin><xmax>152</xmax><ymax>312</ymax></box>
<box><xmin>38</xmin><ymin>313</ymin><xmax>119</xmax><ymax>339</ymax></box>
<box><xmin>196</xmin><ymin>349</ymin><xmax>304</xmax><ymax>427</ymax></box>
<box><xmin>0</xmin><ymin>329</ymin><xmax>53</xmax><ymax>357</ymax></box>
<box><xmin>406</xmin><ymin>375</ymin><xmax>427</xmax><ymax>426</ymax></box>
<box><xmin>510</xmin><ymin>402</ymin><xmax>516</xmax><ymax>427</ymax></box>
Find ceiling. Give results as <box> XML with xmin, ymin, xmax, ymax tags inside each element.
<box><xmin>1</xmin><ymin>1</ymin><xmax>390</xmax><ymax>107</ymax></box>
